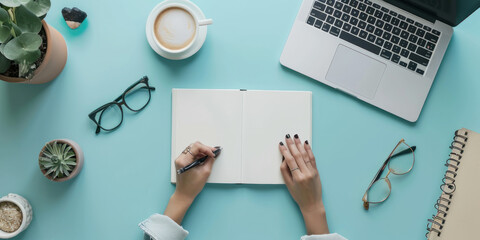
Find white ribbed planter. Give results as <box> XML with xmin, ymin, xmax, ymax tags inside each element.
<box><xmin>0</xmin><ymin>194</ymin><xmax>32</xmax><ymax>239</ymax></box>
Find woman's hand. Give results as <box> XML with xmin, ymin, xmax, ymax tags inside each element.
<box><xmin>174</xmin><ymin>142</ymin><xmax>217</xmax><ymax>200</ymax></box>
<box><xmin>279</xmin><ymin>134</ymin><xmax>329</xmax><ymax>235</ymax></box>
<box><xmin>164</xmin><ymin>141</ymin><xmax>217</xmax><ymax>225</ymax></box>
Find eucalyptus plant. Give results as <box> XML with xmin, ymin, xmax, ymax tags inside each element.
<box><xmin>0</xmin><ymin>0</ymin><xmax>51</xmax><ymax>79</ymax></box>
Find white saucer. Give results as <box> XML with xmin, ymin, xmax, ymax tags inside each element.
<box><xmin>146</xmin><ymin>0</ymin><xmax>208</xmax><ymax>60</ymax></box>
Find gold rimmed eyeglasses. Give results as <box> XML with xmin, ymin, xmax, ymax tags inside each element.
<box><xmin>362</xmin><ymin>139</ymin><xmax>416</xmax><ymax>210</ymax></box>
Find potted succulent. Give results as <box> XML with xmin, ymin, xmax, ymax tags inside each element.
<box><xmin>0</xmin><ymin>194</ymin><xmax>32</xmax><ymax>239</ymax></box>
<box><xmin>38</xmin><ymin>139</ymin><xmax>84</xmax><ymax>182</ymax></box>
<box><xmin>0</xmin><ymin>0</ymin><xmax>67</xmax><ymax>84</ymax></box>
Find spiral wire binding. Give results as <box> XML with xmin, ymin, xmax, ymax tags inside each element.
<box><xmin>425</xmin><ymin>130</ymin><xmax>469</xmax><ymax>238</ymax></box>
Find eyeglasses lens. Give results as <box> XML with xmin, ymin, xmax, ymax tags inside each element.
<box><xmin>367</xmin><ymin>178</ymin><xmax>391</xmax><ymax>203</ymax></box>
<box><xmin>388</xmin><ymin>142</ymin><xmax>414</xmax><ymax>175</ymax></box>
<box><xmin>97</xmin><ymin>104</ymin><xmax>122</xmax><ymax>130</ymax></box>
<box><xmin>124</xmin><ymin>82</ymin><xmax>151</xmax><ymax>111</ymax></box>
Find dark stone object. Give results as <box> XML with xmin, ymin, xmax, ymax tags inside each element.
<box><xmin>62</xmin><ymin>7</ymin><xmax>87</xmax><ymax>29</ymax></box>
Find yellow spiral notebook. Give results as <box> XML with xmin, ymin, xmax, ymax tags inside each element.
<box><xmin>427</xmin><ymin>128</ymin><xmax>480</xmax><ymax>239</ymax></box>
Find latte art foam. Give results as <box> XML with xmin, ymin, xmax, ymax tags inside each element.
<box><xmin>154</xmin><ymin>7</ymin><xmax>196</xmax><ymax>50</ymax></box>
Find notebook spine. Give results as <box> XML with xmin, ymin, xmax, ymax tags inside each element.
<box><xmin>426</xmin><ymin>130</ymin><xmax>469</xmax><ymax>238</ymax></box>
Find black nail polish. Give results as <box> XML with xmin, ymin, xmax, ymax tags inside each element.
<box><xmin>286</xmin><ymin>134</ymin><xmax>290</xmax><ymax>139</ymax></box>
<box><xmin>282</xmin><ymin>156</ymin><xmax>285</xmax><ymax>161</ymax></box>
<box><xmin>279</xmin><ymin>141</ymin><xmax>284</xmax><ymax>146</ymax></box>
<box><xmin>294</xmin><ymin>134</ymin><xmax>299</xmax><ymax>139</ymax></box>
<box><xmin>305</xmin><ymin>140</ymin><xmax>309</xmax><ymax>145</ymax></box>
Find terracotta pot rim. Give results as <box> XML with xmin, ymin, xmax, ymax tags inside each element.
<box><xmin>0</xmin><ymin>20</ymin><xmax>52</xmax><ymax>83</ymax></box>
<box><xmin>39</xmin><ymin>139</ymin><xmax>82</xmax><ymax>182</ymax></box>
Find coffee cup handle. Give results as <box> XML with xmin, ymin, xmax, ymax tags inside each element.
<box><xmin>198</xmin><ymin>19</ymin><xmax>213</xmax><ymax>26</ymax></box>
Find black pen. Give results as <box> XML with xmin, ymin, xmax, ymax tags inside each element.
<box><xmin>177</xmin><ymin>147</ymin><xmax>222</xmax><ymax>174</ymax></box>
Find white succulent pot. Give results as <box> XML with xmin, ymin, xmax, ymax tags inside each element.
<box><xmin>0</xmin><ymin>194</ymin><xmax>33</xmax><ymax>239</ymax></box>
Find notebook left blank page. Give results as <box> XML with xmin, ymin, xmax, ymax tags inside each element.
<box><xmin>171</xmin><ymin>89</ymin><xmax>243</xmax><ymax>183</ymax></box>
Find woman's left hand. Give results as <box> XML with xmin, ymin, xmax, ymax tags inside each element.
<box><xmin>279</xmin><ymin>134</ymin><xmax>329</xmax><ymax>235</ymax></box>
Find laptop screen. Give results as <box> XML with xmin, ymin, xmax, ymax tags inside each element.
<box><xmin>388</xmin><ymin>0</ymin><xmax>480</xmax><ymax>26</ymax></box>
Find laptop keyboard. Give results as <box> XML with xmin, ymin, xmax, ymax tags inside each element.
<box><xmin>307</xmin><ymin>0</ymin><xmax>441</xmax><ymax>75</ymax></box>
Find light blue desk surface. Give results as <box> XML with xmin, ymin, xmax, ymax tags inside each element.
<box><xmin>1</xmin><ymin>0</ymin><xmax>480</xmax><ymax>239</ymax></box>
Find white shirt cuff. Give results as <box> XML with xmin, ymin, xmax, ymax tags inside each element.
<box><xmin>139</xmin><ymin>214</ymin><xmax>189</xmax><ymax>240</ymax></box>
<box><xmin>301</xmin><ymin>233</ymin><xmax>348</xmax><ymax>240</ymax></box>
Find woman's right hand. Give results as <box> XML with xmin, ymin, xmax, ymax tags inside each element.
<box><xmin>164</xmin><ymin>141</ymin><xmax>217</xmax><ymax>225</ymax></box>
<box><xmin>279</xmin><ymin>134</ymin><xmax>329</xmax><ymax>235</ymax></box>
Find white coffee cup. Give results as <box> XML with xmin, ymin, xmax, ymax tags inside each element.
<box><xmin>146</xmin><ymin>1</ymin><xmax>212</xmax><ymax>58</ymax></box>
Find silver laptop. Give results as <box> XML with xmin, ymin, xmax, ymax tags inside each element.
<box><xmin>281</xmin><ymin>0</ymin><xmax>480</xmax><ymax>122</ymax></box>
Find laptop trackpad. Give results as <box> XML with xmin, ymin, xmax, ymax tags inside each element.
<box><xmin>326</xmin><ymin>45</ymin><xmax>386</xmax><ymax>99</ymax></box>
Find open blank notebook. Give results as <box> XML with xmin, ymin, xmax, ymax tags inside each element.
<box><xmin>171</xmin><ymin>89</ymin><xmax>312</xmax><ymax>184</ymax></box>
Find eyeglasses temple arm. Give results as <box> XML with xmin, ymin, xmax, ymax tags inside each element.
<box><xmin>366</xmin><ymin>158</ymin><xmax>390</xmax><ymax>190</ymax></box>
<box><xmin>390</xmin><ymin>146</ymin><xmax>416</xmax><ymax>160</ymax></box>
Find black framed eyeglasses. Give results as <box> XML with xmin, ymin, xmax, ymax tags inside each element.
<box><xmin>88</xmin><ymin>76</ymin><xmax>155</xmax><ymax>134</ymax></box>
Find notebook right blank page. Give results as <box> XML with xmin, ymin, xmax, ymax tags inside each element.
<box><xmin>241</xmin><ymin>90</ymin><xmax>312</xmax><ymax>184</ymax></box>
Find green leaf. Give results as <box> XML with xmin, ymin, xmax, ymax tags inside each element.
<box><xmin>11</xmin><ymin>23</ymin><xmax>21</xmax><ymax>36</ymax></box>
<box><xmin>0</xmin><ymin>8</ymin><xmax>10</xmax><ymax>24</ymax></box>
<box><xmin>63</xmin><ymin>146</ymin><xmax>72</xmax><ymax>158</ymax></box>
<box><xmin>65</xmin><ymin>161</ymin><xmax>76</xmax><ymax>166</ymax></box>
<box><xmin>0</xmin><ymin>0</ymin><xmax>22</xmax><ymax>7</ymax></box>
<box><xmin>64</xmin><ymin>164</ymin><xmax>71</xmax><ymax>171</ymax></box>
<box><xmin>0</xmin><ymin>52</ymin><xmax>10</xmax><ymax>73</ymax></box>
<box><xmin>19</xmin><ymin>48</ymin><xmax>39</xmax><ymax>62</ymax></box>
<box><xmin>64</xmin><ymin>151</ymin><xmax>75</xmax><ymax>160</ymax></box>
<box><xmin>39</xmin><ymin>156</ymin><xmax>52</xmax><ymax>162</ymax></box>
<box><xmin>52</xmin><ymin>142</ymin><xmax>60</xmax><ymax>156</ymax></box>
<box><xmin>15</xmin><ymin>5</ymin><xmax>42</xmax><ymax>33</ymax></box>
<box><xmin>0</xmin><ymin>25</ymin><xmax>11</xmax><ymax>43</ymax></box>
<box><xmin>41</xmin><ymin>151</ymin><xmax>52</xmax><ymax>159</ymax></box>
<box><xmin>45</xmin><ymin>142</ymin><xmax>53</xmax><ymax>153</ymax></box>
<box><xmin>4</xmin><ymin>33</ymin><xmax>41</xmax><ymax>61</ymax></box>
<box><xmin>44</xmin><ymin>143</ymin><xmax>54</xmax><ymax>157</ymax></box>
<box><xmin>21</xmin><ymin>45</ymin><xmax>39</xmax><ymax>62</ymax></box>
<box><xmin>49</xmin><ymin>142</ymin><xmax>57</xmax><ymax>155</ymax></box>
<box><xmin>21</xmin><ymin>0</ymin><xmax>50</xmax><ymax>17</ymax></box>
<box><xmin>61</xmin><ymin>143</ymin><xmax>67</xmax><ymax>156</ymax></box>
<box><xmin>42</xmin><ymin>162</ymin><xmax>54</xmax><ymax>168</ymax></box>
<box><xmin>45</xmin><ymin>167</ymin><xmax>55</xmax><ymax>176</ymax></box>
